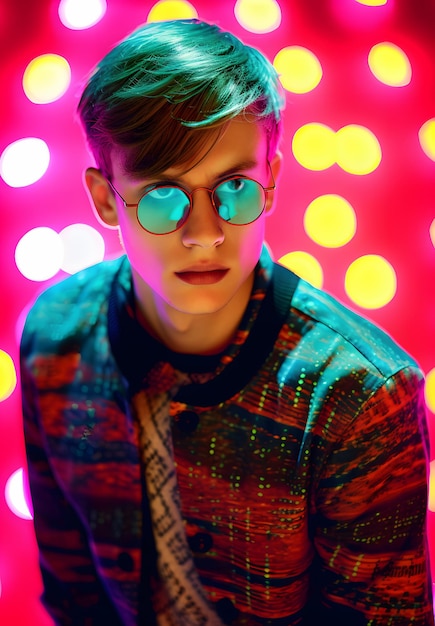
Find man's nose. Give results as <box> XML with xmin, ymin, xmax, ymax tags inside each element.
<box><xmin>180</xmin><ymin>189</ymin><xmax>225</xmax><ymax>248</ymax></box>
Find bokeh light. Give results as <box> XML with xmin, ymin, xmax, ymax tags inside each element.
<box><xmin>368</xmin><ymin>42</ymin><xmax>412</xmax><ymax>87</ymax></box>
<box><xmin>58</xmin><ymin>0</ymin><xmax>107</xmax><ymax>30</ymax></box>
<box><xmin>356</xmin><ymin>0</ymin><xmax>388</xmax><ymax>5</ymax></box>
<box><xmin>332</xmin><ymin>0</ymin><xmax>393</xmax><ymax>31</ymax></box>
<box><xmin>336</xmin><ymin>124</ymin><xmax>382</xmax><ymax>175</ymax></box>
<box><xmin>429</xmin><ymin>460</ymin><xmax>435</xmax><ymax>512</ymax></box>
<box><xmin>0</xmin><ymin>138</ymin><xmax>50</xmax><ymax>188</ymax></box>
<box><xmin>424</xmin><ymin>368</ymin><xmax>435</xmax><ymax>414</ymax></box>
<box><xmin>22</xmin><ymin>54</ymin><xmax>71</xmax><ymax>104</ymax></box>
<box><xmin>292</xmin><ymin>124</ymin><xmax>382</xmax><ymax>174</ymax></box>
<box><xmin>278</xmin><ymin>251</ymin><xmax>324</xmax><ymax>288</ymax></box>
<box><xmin>428</xmin><ymin>459</ymin><xmax>435</xmax><ymax>514</ymax></box>
<box><xmin>273</xmin><ymin>46</ymin><xmax>322</xmax><ymax>94</ymax></box>
<box><xmin>234</xmin><ymin>0</ymin><xmax>281</xmax><ymax>35</ymax></box>
<box><xmin>147</xmin><ymin>0</ymin><xmax>198</xmax><ymax>21</ymax></box>
<box><xmin>59</xmin><ymin>223</ymin><xmax>105</xmax><ymax>274</ymax></box>
<box><xmin>430</xmin><ymin>219</ymin><xmax>435</xmax><ymax>248</ymax></box>
<box><xmin>4</xmin><ymin>468</ymin><xmax>33</xmax><ymax>521</ymax></box>
<box><xmin>419</xmin><ymin>118</ymin><xmax>435</xmax><ymax>162</ymax></box>
<box><xmin>345</xmin><ymin>254</ymin><xmax>397</xmax><ymax>309</ymax></box>
<box><xmin>0</xmin><ymin>350</ymin><xmax>17</xmax><ymax>402</ymax></box>
<box><xmin>304</xmin><ymin>195</ymin><xmax>357</xmax><ymax>247</ymax></box>
<box><xmin>15</xmin><ymin>227</ymin><xmax>63</xmax><ymax>282</ymax></box>
<box><xmin>292</xmin><ymin>123</ymin><xmax>336</xmax><ymax>171</ymax></box>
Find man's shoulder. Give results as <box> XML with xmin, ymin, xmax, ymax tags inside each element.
<box><xmin>282</xmin><ymin>269</ymin><xmax>420</xmax><ymax>379</ymax></box>
<box><xmin>35</xmin><ymin>256</ymin><xmax>126</xmax><ymax>304</ymax></box>
<box><xmin>21</xmin><ymin>256</ymin><xmax>127</xmax><ymax>349</ymax></box>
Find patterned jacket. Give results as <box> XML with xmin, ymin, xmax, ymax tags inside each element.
<box><xmin>20</xmin><ymin>248</ymin><xmax>434</xmax><ymax>625</ymax></box>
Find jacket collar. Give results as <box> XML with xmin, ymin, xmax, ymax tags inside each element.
<box><xmin>107</xmin><ymin>248</ymin><xmax>299</xmax><ymax>406</ymax></box>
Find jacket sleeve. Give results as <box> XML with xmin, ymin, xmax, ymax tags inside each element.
<box><xmin>20</xmin><ymin>357</ymin><xmax>124</xmax><ymax>626</ymax></box>
<box><xmin>309</xmin><ymin>366</ymin><xmax>434</xmax><ymax>625</ymax></box>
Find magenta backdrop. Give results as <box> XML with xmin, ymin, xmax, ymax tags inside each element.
<box><xmin>0</xmin><ymin>1</ymin><xmax>434</xmax><ymax>623</ymax></box>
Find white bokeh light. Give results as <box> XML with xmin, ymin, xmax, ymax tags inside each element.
<box><xmin>0</xmin><ymin>137</ymin><xmax>50</xmax><ymax>188</ymax></box>
<box><xmin>5</xmin><ymin>468</ymin><xmax>33</xmax><ymax>521</ymax></box>
<box><xmin>59</xmin><ymin>223</ymin><xmax>105</xmax><ymax>274</ymax></box>
<box><xmin>58</xmin><ymin>0</ymin><xmax>107</xmax><ymax>30</ymax></box>
<box><xmin>15</xmin><ymin>227</ymin><xmax>64</xmax><ymax>281</ymax></box>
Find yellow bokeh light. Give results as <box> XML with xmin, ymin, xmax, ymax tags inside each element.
<box><xmin>425</xmin><ymin>368</ymin><xmax>435</xmax><ymax>414</ymax></box>
<box><xmin>147</xmin><ymin>0</ymin><xmax>198</xmax><ymax>22</ymax></box>
<box><xmin>278</xmin><ymin>251</ymin><xmax>324</xmax><ymax>289</ymax></box>
<box><xmin>22</xmin><ymin>54</ymin><xmax>71</xmax><ymax>104</ymax></box>
<box><xmin>356</xmin><ymin>0</ymin><xmax>387</xmax><ymax>5</ymax></box>
<box><xmin>345</xmin><ymin>254</ymin><xmax>397</xmax><ymax>309</ymax></box>
<box><xmin>304</xmin><ymin>195</ymin><xmax>357</xmax><ymax>248</ymax></box>
<box><xmin>0</xmin><ymin>350</ymin><xmax>17</xmax><ymax>402</ymax></box>
<box><xmin>273</xmin><ymin>46</ymin><xmax>322</xmax><ymax>94</ymax></box>
<box><xmin>234</xmin><ymin>0</ymin><xmax>281</xmax><ymax>34</ymax></box>
<box><xmin>418</xmin><ymin>118</ymin><xmax>435</xmax><ymax>162</ymax></box>
<box><xmin>429</xmin><ymin>460</ymin><xmax>435</xmax><ymax>511</ymax></box>
<box><xmin>292</xmin><ymin>123</ymin><xmax>336</xmax><ymax>171</ymax></box>
<box><xmin>336</xmin><ymin>124</ymin><xmax>382</xmax><ymax>175</ymax></box>
<box><xmin>368</xmin><ymin>42</ymin><xmax>412</xmax><ymax>87</ymax></box>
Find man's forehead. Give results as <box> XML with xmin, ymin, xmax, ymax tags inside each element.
<box><xmin>111</xmin><ymin>116</ymin><xmax>266</xmax><ymax>182</ymax></box>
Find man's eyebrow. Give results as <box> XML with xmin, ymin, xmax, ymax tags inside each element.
<box><xmin>152</xmin><ymin>159</ymin><xmax>259</xmax><ymax>183</ymax></box>
<box><xmin>215</xmin><ymin>159</ymin><xmax>259</xmax><ymax>179</ymax></box>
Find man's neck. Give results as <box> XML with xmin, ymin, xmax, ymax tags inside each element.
<box><xmin>132</xmin><ymin>274</ymin><xmax>254</xmax><ymax>356</ymax></box>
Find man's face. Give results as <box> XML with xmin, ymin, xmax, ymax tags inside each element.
<box><xmin>106</xmin><ymin>117</ymin><xmax>281</xmax><ymax>327</ymax></box>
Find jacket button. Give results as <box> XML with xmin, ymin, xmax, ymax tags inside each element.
<box><xmin>215</xmin><ymin>597</ymin><xmax>239</xmax><ymax>624</ymax></box>
<box><xmin>117</xmin><ymin>551</ymin><xmax>134</xmax><ymax>572</ymax></box>
<box><xmin>188</xmin><ymin>532</ymin><xmax>213</xmax><ymax>553</ymax></box>
<box><xmin>175</xmin><ymin>410</ymin><xmax>199</xmax><ymax>433</ymax></box>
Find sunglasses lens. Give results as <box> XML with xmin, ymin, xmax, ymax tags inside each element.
<box><xmin>214</xmin><ymin>178</ymin><xmax>265</xmax><ymax>225</ymax></box>
<box><xmin>137</xmin><ymin>186</ymin><xmax>190</xmax><ymax>234</ymax></box>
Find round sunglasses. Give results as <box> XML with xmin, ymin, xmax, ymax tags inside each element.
<box><xmin>107</xmin><ymin>165</ymin><xmax>275</xmax><ymax>235</ymax></box>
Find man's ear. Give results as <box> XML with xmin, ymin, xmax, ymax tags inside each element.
<box><xmin>84</xmin><ymin>167</ymin><xmax>119</xmax><ymax>229</ymax></box>
<box><xmin>265</xmin><ymin>150</ymin><xmax>283</xmax><ymax>215</ymax></box>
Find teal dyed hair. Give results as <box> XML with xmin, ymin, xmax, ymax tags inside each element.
<box><xmin>78</xmin><ymin>19</ymin><xmax>285</xmax><ymax>178</ymax></box>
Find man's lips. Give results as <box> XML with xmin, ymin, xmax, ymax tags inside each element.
<box><xmin>175</xmin><ymin>268</ymin><xmax>229</xmax><ymax>285</ymax></box>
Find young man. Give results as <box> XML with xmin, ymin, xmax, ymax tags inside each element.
<box><xmin>20</xmin><ymin>19</ymin><xmax>433</xmax><ymax>626</ymax></box>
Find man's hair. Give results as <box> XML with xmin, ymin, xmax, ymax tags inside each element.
<box><xmin>77</xmin><ymin>19</ymin><xmax>285</xmax><ymax>179</ymax></box>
